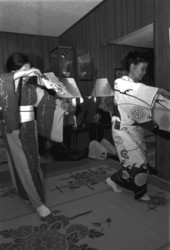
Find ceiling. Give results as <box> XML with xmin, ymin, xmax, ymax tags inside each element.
<box><xmin>0</xmin><ymin>0</ymin><xmax>103</xmax><ymax>37</ymax></box>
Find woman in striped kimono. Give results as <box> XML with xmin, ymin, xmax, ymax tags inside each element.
<box><xmin>106</xmin><ymin>50</ymin><xmax>170</xmax><ymax>201</ymax></box>
<box><xmin>1</xmin><ymin>52</ymin><xmax>66</xmax><ymax>218</ymax></box>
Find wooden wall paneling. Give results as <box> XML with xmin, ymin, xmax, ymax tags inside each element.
<box><xmin>101</xmin><ymin>45</ymin><xmax>105</xmax><ymax>77</ymax></box>
<box><xmin>41</xmin><ymin>37</ymin><xmax>50</xmax><ymax>72</ymax></box>
<box><xmin>20</xmin><ymin>34</ymin><xmax>33</xmax><ymax>55</ymax></box>
<box><xmin>88</xmin><ymin>13</ymin><xmax>97</xmax><ymax>51</ymax></box>
<box><xmin>102</xmin><ymin>45</ymin><xmax>109</xmax><ymax>77</ymax></box>
<box><xmin>155</xmin><ymin>0</ymin><xmax>167</xmax><ymax>88</ymax></box>
<box><xmin>0</xmin><ymin>33</ymin><xmax>5</xmax><ymax>73</ymax></box>
<box><xmin>93</xmin><ymin>47</ymin><xmax>102</xmax><ymax>78</ymax></box>
<box><xmin>30</xmin><ymin>35</ymin><xmax>42</xmax><ymax>70</ymax></box>
<box><xmin>1</xmin><ymin>33</ymin><xmax>10</xmax><ymax>70</ymax></box>
<box><xmin>122</xmin><ymin>0</ymin><xmax>128</xmax><ymax>35</ymax></box>
<box><xmin>15</xmin><ymin>33</ymin><xmax>23</xmax><ymax>50</ymax></box>
<box><xmin>126</xmin><ymin>0</ymin><xmax>136</xmax><ymax>33</ymax></box>
<box><xmin>114</xmin><ymin>0</ymin><xmax>123</xmax><ymax>40</ymax></box>
<box><xmin>141</xmin><ymin>0</ymin><xmax>155</xmax><ymax>27</ymax></box>
<box><xmin>82</xmin><ymin>18</ymin><xmax>89</xmax><ymax>54</ymax></box>
<box><xmin>47</xmin><ymin>37</ymin><xmax>59</xmax><ymax>52</ymax></box>
<box><xmin>135</xmin><ymin>0</ymin><xmax>142</xmax><ymax>28</ymax></box>
<box><xmin>77</xmin><ymin>19</ymin><xmax>86</xmax><ymax>54</ymax></box>
<box><xmin>102</xmin><ymin>0</ymin><xmax>114</xmax><ymax>43</ymax></box>
<box><xmin>0</xmin><ymin>32</ymin><xmax>59</xmax><ymax>74</ymax></box>
<box><xmin>59</xmin><ymin>0</ymin><xmax>155</xmax><ymax>56</ymax></box>
<box><xmin>6</xmin><ymin>33</ymin><xmax>19</xmax><ymax>55</ymax></box>
<box><xmin>82</xmin><ymin>19</ymin><xmax>89</xmax><ymax>54</ymax></box>
<box><xmin>106</xmin><ymin>45</ymin><xmax>113</xmax><ymax>80</ymax></box>
<box><xmin>95</xmin><ymin>5</ymin><xmax>106</xmax><ymax>46</ymax></box>
<box><xmin>75</xmin><ymin>25</ymin><xmax>82</xmax><ymax>56</ymax></box>
<box><xmin>154</xmin><ymin>0</ymin><xmax>170</xmax><ymax>180</ymax></box>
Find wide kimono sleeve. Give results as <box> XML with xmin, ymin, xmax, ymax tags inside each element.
<box><xmin>35</xmin><ymin>87</ymin><xmax>65</xmax><ymax>142</ymax></box>
<box><xmin>114</xmin><ymin>78</ymin><xmax>159</xmax><ymax>124</ymax></box>
<box><xmin>152</xmin><ymin>94</ymin><xmax>170</xmax><ymax>132</ymax></box>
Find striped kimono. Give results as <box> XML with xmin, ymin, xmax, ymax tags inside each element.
<box><xmin>110</xmin><ymin>76</ymin><xmax>158</xmax><ymax>199</ymax></box>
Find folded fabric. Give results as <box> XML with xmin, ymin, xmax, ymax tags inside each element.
<box><xmin>88</xmin><ymin>140</ymin><xmax>107</xmax><ymax>160</ymax></box>
<box><xmin>100</xmin><ymin>138</ymin><xmax>117</xmax><ymax>156</ymax></box>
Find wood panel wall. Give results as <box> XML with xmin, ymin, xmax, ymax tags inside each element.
<box><xmin>59</xmin><ymin>0</ymin><xmax>155</xmax><ymax>98</ymax></box>
<box><xmin>59</xmin><ymin>0</ymin><xmax>154</xmax><ymax>56</ymax></box>
<box><xmin>78</xmin><ymin>44</ymin><xmax>154</xmax><ymax>98</ymax></box>
<box><xmin>155</xmin><ymin>0</ymin><xmax>170</xmax><ymax>180</ymax></box>
<box><xmin>0</xmin><ymin>32</ymin><xmax>59</xmax><ymax>73</ymax></box>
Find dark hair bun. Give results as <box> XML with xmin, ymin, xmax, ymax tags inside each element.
<box><xmin>122</xmin><ymin>50</ymin><xmax>148</xmax><ymax>72</ymax></box>
<box><xmin>6</xmin><ymin>52</ymin><xmax>31</xmax><ymax>72</ymax></box>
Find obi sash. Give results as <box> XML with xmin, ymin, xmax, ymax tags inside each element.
<box><xmin>19</xmin><ymin>105</ymin><xmax>34</xmax><ymax>123</ymax></box>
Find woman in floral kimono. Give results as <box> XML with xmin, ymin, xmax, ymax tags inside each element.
<box><xmin>2</xmin><ymin>52</ymin><xmax>67</xmax><ymax>218</ymax></box>
<box><xmin>106</xmin><ymin>50</ymin><xmax>170</xmax><ymax>201</ymax></box>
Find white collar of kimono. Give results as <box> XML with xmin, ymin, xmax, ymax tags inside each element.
<box><xmin>121</xmin><ymin>75</ymin><xmax>134</xmax><ymax>82</ymax></box>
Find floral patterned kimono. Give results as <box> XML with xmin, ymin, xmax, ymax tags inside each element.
<box><xmin>111</xmin><ymin>76</ymin><xmax>159</xmax><ymax>199</ymax></box>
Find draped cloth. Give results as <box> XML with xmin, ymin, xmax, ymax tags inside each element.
<box><xmin>152</xmin><ymin>94</ymin><xmax>170</xmax><ymax>132</ymax></box>
<box><xmin>36</xmin><ymin>92</ymin><xmax>65</xmax><ymax>143</ymax></box>
<box><xmin>111</xmin><ymin>76</ymin><xmax>159</xmax><ymax>199</ymax></box>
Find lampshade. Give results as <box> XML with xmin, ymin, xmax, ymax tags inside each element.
<box><xmin>62</xmin><ymin>78</ymin><xmax>82</xmax><ymax>98</ymax></box>
<box><xmin>91</xmin><ymin>78</ymin><xmax>114</xmax><ymax>97</ymax></box>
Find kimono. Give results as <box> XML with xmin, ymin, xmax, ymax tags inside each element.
<box><xmin>152</xmin><ymin>94</ymin><xmax>170</xmax><ymax>132</ymax></box>
<box><xmin>18</xmin><ymin>80</ymin><xmax>66</xmax><ymax>206</ymax></box>
<box><xmin>110</xmin><ymin>76</ymin><xmax>159</xmax><ymax>199</ymax></box>
<box><xmin>0</xmin><ymin>74</ymin><xmax>65</xmax><ymax>207</ymax></box>
<box><xmin>17</xmin><ymin>82</ymin><xmax>45</xmax><ymax>206</ymax></box>
<box><xmin>0</xmin><ymin>74</ymin><xmax>42</xmax><ymax>206</ymax></box>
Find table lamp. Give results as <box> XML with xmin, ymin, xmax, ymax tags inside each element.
<box><xmin>91</xmin><ymin>78</ymin><xmax>114</xmax><ymax>97</ymax></box>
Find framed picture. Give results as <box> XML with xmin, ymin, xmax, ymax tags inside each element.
<box><xmin>77</xmin><ymin>52</ymin><xmax>93</xmax><ymax>80</ymax></box>
<box><xmin>114</xmin><ymin>68</ymin><xmax>124</xmax><ymax>79</ymax></box>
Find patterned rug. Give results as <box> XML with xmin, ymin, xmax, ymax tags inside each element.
<box><xmin>0</xmin><ymin>163</ymin><xmax>170</xmax><ymax>250</ymax></box>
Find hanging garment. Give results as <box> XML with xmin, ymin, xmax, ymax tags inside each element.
<box><xmin>88</xmin><ymin>140</ymin><xmax>107</xmax><ymax>160</ymax></box>
<box><xmin>152</xmin><ymin>94</ymin><xmax>170</xmax><ymax>132</ymax></box>
<box><xmin>100</xmin><ymin>138</ymin><xmax>117</xmax><ymax>156</ymax></box>
<box><xmin>36</xmin><ymin>92</ymin><xmax>66</xmax><ymax>142</ymax></box>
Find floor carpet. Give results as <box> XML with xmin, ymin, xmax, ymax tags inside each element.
<box><xmin>0</xmin><ymin>161</ymin><xmax>170</xmax><ymax>250</ymax></box>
